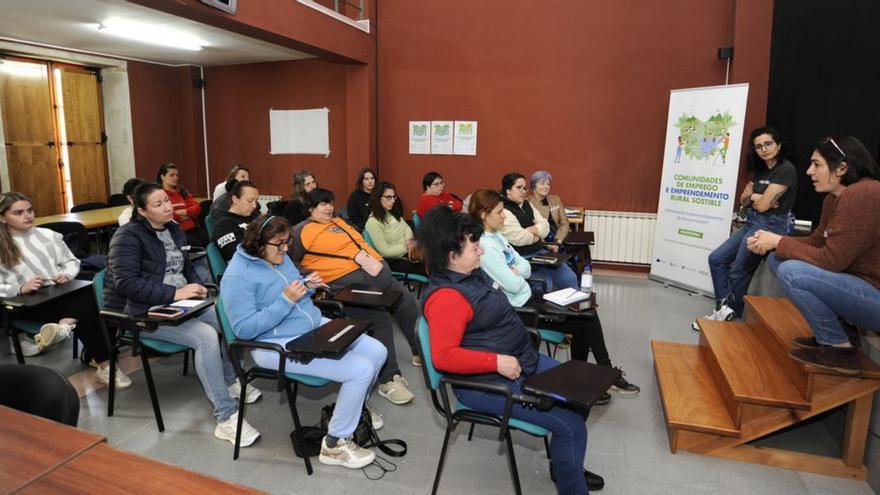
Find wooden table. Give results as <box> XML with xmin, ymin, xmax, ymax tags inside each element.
<box><xmin>0</xmin><ymin>405</ymin><xmax>105</xmax><ymax>493</ymax></box>
<box><xmin>34</xmin><ymin>205</ymin><xmax>129</xmax><ymax>230</ymax></box>
<box><xmin>17</xmin><ymin>444</ymin><xmax>265</xmax><ymax>494</ymax></box>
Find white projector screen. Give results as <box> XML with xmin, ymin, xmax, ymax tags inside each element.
<box><xmin>269</xmin><ymin>108</ymin><xmax>330</xmax><ymax>156</ymax></box>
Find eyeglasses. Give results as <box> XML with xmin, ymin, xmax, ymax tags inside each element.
<box><xmin>754</xmin><ymin>140</ymin><xmax>776</xmax><ymax>151</ymax></box>
<box><xmin>381</xmin><ymin>195</ymin><xmax>398</xmax><ymax>201</ymax></box>
<box><xmin>824</xmin><ymin>137</ymin><xmax>847</xmax><ymax>159</ymax></box>
<box><xmin>431</xmin><ymin>181</ymin><xmax>445</xmax><ymax>187</ymax></box>
<box><xmin>266</xmin><ymin>237</ymin><xmax>293</xmax><ymax>249</ymax></box>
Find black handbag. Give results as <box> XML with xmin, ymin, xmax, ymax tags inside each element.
<box><xmin>320</xmin><ymin>403</ymin><xmax>407</xmax><ymax>457</ymax></box>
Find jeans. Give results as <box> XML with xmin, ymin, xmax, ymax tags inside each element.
<box><xmin>455</xmin><ymin>355</ymin><xmax>589</xmax><ymax>495</ymax></box>
<box><xmin>769</xmin><ymin>254</ymin><xmax>880</xmax><ymax>345</ymax></box>
<box><xmin>147</xmin><ymin>310</ymin><xmax>238</xmax><ymax>421</ymax></box>
<box><xmin>708</xmin><ymin>210</ymin><xmax>791</xmax><ymax>317</ymax></box>
<box><xmin>529</xmin><ymin>250</ymin><xmax>579</xmax><ymax>291</ymax></box>
<box><xmin>252</xmin><ymin>333</ymin><xmax>387</xmax><ymax>438</ymax></box>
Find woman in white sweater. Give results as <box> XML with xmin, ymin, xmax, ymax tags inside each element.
<box><xmin>0</xmin><ymin>192</ymin><xmax>130</xmax><ymax>387</ymax></box>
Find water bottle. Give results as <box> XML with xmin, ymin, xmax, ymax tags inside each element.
<box><xmin>580</xmin><ymin>263</ymin><xmax>593</xmax><ymax>294</ymax></box>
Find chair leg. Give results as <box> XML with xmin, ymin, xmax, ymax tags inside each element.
<box><xmin>467</xmin><ymin>423</ymin><xmax>476</xmax><ymax>441</ymax></box>
<box><xmin>182</xmin><ymin>349</ymin><xmax>190</xmax><ymax>376</ymax></box>
<box><xmin>504</xmin><ymin>429</ymin><xmax>523</xmax><ymax>495</ymax></box>
<box><xmin>544</xmin><ymin>341</ymin><xmax>552</xmax><ymax>357</ymax></box>
<box><xmin>285</xmin><ymin>381</ymin><xmax>313</xmax><ymax>475</ymax></box>
<box><xmin>543</xmin><ymin>436</ymin><xmax>551</xmax><ymax>459</ymax></box>
<box><xmin>432</xmin><ymin>425</ymin><xmax>454</xmax><ymax>495</ymax></box>
<box><xmin>5</xmin><ymin>312</ymin><xmax>24</xmax><ymax>365</ymax></box>
<box><xmin>72</xmin><ymin>335</ymin><xmax>79</xmax><ymax>360</ymax></box>
<box><xmin>139</xmin><ymin>347</ymin><xmax>165</xmax><ymax>432</ymax></box>
<box><xmin>233</xmin><ymin>385</ymin><xmax>247</xmax><ymax>460</ymax></box>
<box><xmin>107</xmin><ymin>349</ymin><xmax>117</xmax><ymax>417</ymax></box>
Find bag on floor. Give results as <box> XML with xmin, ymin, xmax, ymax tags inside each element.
<box><xmin>320</xmin><ymin>403</ymin><xmax>407</xmax><ymax>457</ymax></box>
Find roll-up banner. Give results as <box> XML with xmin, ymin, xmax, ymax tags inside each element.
<box><xmin>650</xmin><ymin>83</ymin><xmax>749</xmax><ymax>295</ymax></box>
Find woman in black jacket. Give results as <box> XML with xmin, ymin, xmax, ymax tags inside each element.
<box><xmin>104</xmin><ymin>182</ymin><xmax>261</xmax><ymax>447</ymax></box>
<box><xmin>346</xmin><ymin>167</ymin><xmax>375</xmax><ymax>230</ymax></box>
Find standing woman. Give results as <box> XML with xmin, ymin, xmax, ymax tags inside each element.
<box><xmin>157</xmin><ymin>162</ymin><xmax>207</xmax><ymax>247</ymax></box>
<box><xmin>283</xmin><ymin>170</ymin><xmax>318</xmax><ymax>226</ymax></box>
<box><xmin>346</xmin><ymin>168</ymin><xmax>376</xmax><ymax>231</ymax></box>
<box><xmin>528</xmin><ymin>171</ymin><xmax>570</xmax><ymax>243</ymax></box>
<box><xmin>747</xmin><ymin>136</ymin><xmax>880</xmax><ymax>374</ymax></box>
<box><xmin>694</xmin><ymin>126</ymin><xmax>797</xmax><ymax>329</ymax></box>
<box><xmin>104</xmin><ymin>182</ymin><xmax>262</xmax><ymax>445</ymax></box>
<box><xmin>0</xmin><ymin>192</ymin><xmax>130</xmax><ymax>387</ymax></box>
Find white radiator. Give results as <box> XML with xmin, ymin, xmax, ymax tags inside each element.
<box><xmin>584</xmin><ymin>210</ymin><xmax>657</xmax><ymax>264</ymax></box>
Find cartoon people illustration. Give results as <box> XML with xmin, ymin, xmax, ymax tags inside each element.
<box><xmin>720</xmin><ymin>132</ymin><xmax>730</xmax><ymax>164</ymax></box>
<box><xmin>674</xmin><ymin>136</ymin><xmax>683</xmax><ymax>163</ymax></box>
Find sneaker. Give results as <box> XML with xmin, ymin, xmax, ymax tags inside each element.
<box><xmin>10</xmin><ymin>336</ymin><xmax>42</xmax><ymax>357</ymax></box>
<box><xmin>377</xmin><ymin>375</ymin><xmax>414</xmax><ymax>405</ymax></box>
<box><xmin>411</xmin><ymin>355</ymin><xmax>422</xmax><ymax>367</ymax></box>
<box><xmin>610</xmin><ymin>368</ymin><xmax>640</xmax><ymax>396</ymax></box>
<box><xmin>319</xmin><ymin>436</ymin><xmax>375</xmax><ymax>469</ymax></box>
<box><xmin>792</xmin><ymin>336</ymin><xmax>823</xmax><ymax>349</ymax></box>
<box><xmin>789</xmin><ymin>347</ymin><xmax>862</xmax><ymax>375</ymax></box>
<box><xmin>214</xmin><ymin>411</ymin><xmax>261</xmax><ymax>447</ymax></box>
<box><xmin>367</xmin><ymin>406</ymin><xmax>384</xmax><ymax>430</ymax></box>
<box><xmin>96</xmin><ymin>365</ymin><xmax>133</xmax><ymax>390</ymax></box>
<box><xmin>594</xmin><ymin>392</ymin><xmax>611</xmax><ymax>406</ymax></box>
<box><xmin>228</xmin><ymin>379</ymin><xmax>262</xmax><ymax>404</ymax></box>
<box><xmin>549</xmin><ymin>465</ymin><xmax>605</xmax><ymax>491</ymax></box>
<box><xmin>34</xmin><ymin>323</ymin><xmax>73</xmax><ymax>351</ymax></box>
<box><xmin>691</xmin><ymin>301</ymin><xmax>735</xmax><ymax>331</ymax></box>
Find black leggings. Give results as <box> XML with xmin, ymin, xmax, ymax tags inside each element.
<box><xmin>19</xmin><ymin>287</ymin><xmax>110</xmax><ymax>363</ymax></box>
<box><xmin>539</xmin><ymin>312</ymin><xmax>612</xmax><ymax>367</ymax></box>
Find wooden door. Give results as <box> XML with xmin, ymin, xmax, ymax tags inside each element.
<box><xmin>59</xmin><ymin>68</ymin><xmax>109</xmax><ymax>206</ymax></box>
<box><xmin>0</xmin><ymin>60</ymin><xmax>63</xmax><ymax>215</ymax></box>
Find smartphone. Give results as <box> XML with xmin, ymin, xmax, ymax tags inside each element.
<box><xmin>148</xmin><ymin>307</ymin><xmax>184</xmax><ymax>318</ymax></box>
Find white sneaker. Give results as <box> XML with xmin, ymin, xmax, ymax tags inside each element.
<box><xmin>34</xmin><ymin>323</ymin><xmax>74</xmax><ymax>351</ymax></box>
<box><xmin>691</xmin><ymin>302</ymin><xmax>735</xmax><ymax>331</ymax></box>
<box><xmin>319</xmin><ymin>436</ymin><xmax>375</xmax><ymax>469</ymax></box>
<box><xmin>96</xmin><ymin>365</ymin><xmax>133</xmax><ymax>390</ymax></box>
<box><xmin>366</xmin><ymin>406</ymin><xmax>384</xmax><ymax>430</ymax></box>
<box><xmin>214</xmin><ymin>411</ymin><xmax>261</xmax><ymax>447</ymax></box>
<box><xmin>10</xmin><ymin>336</ymin><xmax>42</xmax><ymax>357</ymax></box>
<box><xmin>227</xmin><ymin>379</ymin><xmax>262</xmax><ymax>404</ymax></box>
<box><xmin>377</xmin><ymin>375</ymin><xmax>414</xmax><ymax>405</ymax></box>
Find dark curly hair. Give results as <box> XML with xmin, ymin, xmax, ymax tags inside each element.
<box><xmin>242</xmin><ymin>215</ymin><xmax>291</xmax><ymax>257</ymax></box>
<box><xmin>369</xmin><ymin>182</ymin><xmax>403</xmax><ymax>224</ymax></box>
<box><xmin>416</xmin><ymin>206</ymin><xmax>483</xmax><ymax>273</ymax></box>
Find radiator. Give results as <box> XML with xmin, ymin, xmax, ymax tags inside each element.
<box><xmin>584</xmin><ymin>210</ymin><xmax>657</xmax><ymax>264</ymax></box>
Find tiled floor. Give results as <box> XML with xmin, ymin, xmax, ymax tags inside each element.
<box><xmin>2</xmin><ymin>274</ymin><xmax>874</xmax><ymax>494</ymax></box>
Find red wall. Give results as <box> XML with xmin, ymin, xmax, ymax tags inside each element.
<box><xmin>376</xmin><ymin>0</ymin><xmax>770</xmax><ymax>214</ymax></box>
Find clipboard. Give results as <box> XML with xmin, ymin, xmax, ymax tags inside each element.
<box><xmin>332</xmin><ymin>284</ymin><xmax>402</xmax><ymax>309</ymax></box>
<box><xmin>523</xmin><ymin>360</ymin><xmax>620</xmax><ymax>408</ymax></box>
<box><xmin>285</xmin><ymin>318</ymin><xmax>371</xmax><ymax>358</ymax></box>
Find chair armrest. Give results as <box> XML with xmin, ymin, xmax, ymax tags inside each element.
<box><xmin>439</xmin><ymin>376</ymin><xmax>515</xmax><ymax>441</ymax></box>
<box><xmin>526</xmin><ymin>277</ymin><xmax>547</xmax><ymax>294</ymax></box>
<box><xmin>314</xmin><ymin>299</ymin><xmax>345</xmax><ymax>318</ymax></box>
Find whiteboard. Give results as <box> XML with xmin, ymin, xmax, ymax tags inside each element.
<box><xmin>269</xmin><ymin>108</ymin><xmax>330</xmax><ymax>156</ymax></box>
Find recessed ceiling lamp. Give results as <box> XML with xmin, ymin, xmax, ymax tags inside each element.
<box><xmin>96</xmin><ymin>19</ymin><xmax>206</xmax><ymax>51</ymax></box>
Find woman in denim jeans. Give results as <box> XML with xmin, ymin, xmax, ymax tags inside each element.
<box><xmin>748</xmin><ymin>136</ymin><xmax>880</xmax><ymax>374</ymax></box>
<box><xmin>693</xmin><ymin>126</ymin><xmax>797</xmax><ymax>330</ymax></box>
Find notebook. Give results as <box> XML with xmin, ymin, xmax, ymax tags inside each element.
<box><xmin>542</xmin><ymin>288</ymin><xmax>591</xmax><ymax>306</ymax></box>
<box><xmin>523</xmin><ymin>360</ymin><xmax>620</xmax><ymax>408</ymax></box>
<box><xmin>285</xmin><ymin>318</ymin><xmax>371</xmax><ymax>358</ymax></box>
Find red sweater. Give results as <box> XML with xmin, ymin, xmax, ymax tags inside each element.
<box><xmin>423</xmin><ymin>288</ymin><xmax>498</xmax><ymax>375</ymax></box>
<box><xmin>165</xmin><ymin>189</ymin><xmax>201</xmax><ymax>232</ymax></box>
<box><xmin>777</xmin><ymin>178</ymin><xmax>880</xmax><ymax>289</ymax></box>
<box><xmin>417</xmin><ymin>192</ymin><xmax>463</xmax><ymax>218</ymax></box>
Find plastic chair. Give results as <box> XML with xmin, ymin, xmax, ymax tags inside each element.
<box><xmin>216</xmin><ymin>297</ymin><xmax>342</xmax><ymax>474</ymax></box>
<box><xmin>412</xmin><ymin>211</ymin><xmax>420</xmax><ymax>231</ymax></box>
<box><xmin>70</xmin><ymin>202</ymin><xmax>107</xmax><ymax>213</ymax></box>
<box><xmin>206</xmin><ymin>243</ymin><xmax>227</xmax><ymax>283</ymax></box>
<box><xmin>416</xmin><ymin>317</ymin><xmax>550</xmax><ymax>495</ymax></box>
<box><xmin>94</xmin><ymin>269</ymin><xmax>193</xmax><ymax>432</ymax></box>
<box><xmin>0</xmin><ymin>364</ymin><xmax>80</xmax><ymax>426</ymax></box>
<box><xmin>204</xmin><ymin>214</ymin><xmax>215</xmax><ymax>238</ymax></box>
<box><xmin>107</xmin><ymin>194</ymin><xmax>129</xmax><ymax>207</ymax></box>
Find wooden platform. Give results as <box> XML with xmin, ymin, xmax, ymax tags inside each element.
<box><xmin>653</xmin><ymin>296</ymin><xmax>880</xmax><ymax>480</ymax></box>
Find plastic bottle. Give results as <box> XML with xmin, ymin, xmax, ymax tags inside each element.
<box><xmin>580</xmin><ymin>263</ymin><xmax>593</xmax><ymax>294</ymax></box>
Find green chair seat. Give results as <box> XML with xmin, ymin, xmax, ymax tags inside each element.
<box><xmin>456</xmin><ymin>404</ymin><xmax>549</xmax><ymax>437</ymax></box>
<box><xmin>284</xmin><ymin>372</ymin><xmax>330</xmax><ymax>388</ymax></box>
<box><xmin>538</xmin><ymin>329</ymin><xmax>566</xmax><ymax>345</ymax></box>
<box><xmin>11</xmin><ymin>320</ymin><xmax>43</xmax><ymax>336</ymax></box>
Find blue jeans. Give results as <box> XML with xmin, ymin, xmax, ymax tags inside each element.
<box><xmin>252</xmin><ymin>333</ymin><xmax>386</xmax><ymax>438</ymax></box>
<box><xmin>529</xmin><ymin>250</ymin><xmax>579</xmax><ymax>291</ymax></box>
<box><xmin>148</xmin><ymin>310</ymin><xmax>238</xmax><ymax>421</ymax></box>
<box><xmin>455</xmin><ymin>355</ymin><xmax>589</xmax><ymax>495</ymax></box>
<box><xmin>769</xmin><ymin>254</ymin><xmax>880</xmax><ymax>345</ymax></box>
<box><xmin>708</xmin><ymin>210</ymin><xmax>791</xmax><ymax>316</ymax></box>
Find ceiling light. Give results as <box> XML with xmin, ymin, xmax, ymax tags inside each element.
<box><xmin>96</xmin><ymin>19</ymin><xmax>206</xmax><ymax>51</ymax></box>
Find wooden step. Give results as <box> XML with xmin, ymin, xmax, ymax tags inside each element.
<box><xmin>652</xmin><ymin>341</ymin><xmax>740</xmax><ymax>437</ymax></box>
<box><xmin>698</xmin><ymin>319</ymin><xmax>810</xmax><ymax>410</ymax></box>
<box><xmin>745</xmin><ymin>296</ymin><xmax>880</xmax><ymax>380</ymax></box>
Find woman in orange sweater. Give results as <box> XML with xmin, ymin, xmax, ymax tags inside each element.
<box><xmin>748</xmin><ymin>136</ymin><xmax>880</xmax><ymax>374</ymax></box>
<box><xmin>157</xmin><ymin>162</ymin><xmax>206</xmax><ymax>247</ymax></box>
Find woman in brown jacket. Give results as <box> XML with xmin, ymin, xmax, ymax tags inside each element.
<box><xmin>528</xmin><ymin>170</ymin><xmax>570</xmax><ymax>243</ymax></box>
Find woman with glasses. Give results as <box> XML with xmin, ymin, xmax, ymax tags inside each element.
<box><xmin>364</xmin><ymin>181</ymin><xmax>426</xmax><ymax>273</ymax></box>
<box><xmin>346</xmin><ymin>167</ymin><xmax>376</xmax><ymax>231</ymax></box>
<box><xmin>747</xmin><ymin>136</ymin><xmax>880</xmax><ymax>374</ymax></box>
<box><xmin>221</xmin><ymin>215</ymin><xmax>386</xmax><ymax>469</ymax></box>
<box><xmin>500</xmin><ymin>173</ymin><xmax>579</xmax><ymax>291</ymax></box>
<box><xmin>693</xmin><ymin>126</ymin><xmax>797</xmax><ymax>330</ymax></box>
<box><xmin>528</xmin><ymin>171</ymin><xmax>571</xmax><ymax>243</ymax></box>
<box><xmin>416</xmin><ymin>171</ymin><xmax>463</xmax><ymax>217</ymax></box>
<box><xmin>291</xmin><ymin>188</ymin><xmax>420</xmax><ymax>405</ymax></box>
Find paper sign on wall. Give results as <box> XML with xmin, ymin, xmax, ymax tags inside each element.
<box><xmin>453</xmin><ymin>120</ymin><xmax>477</xmax><ymax>155</ymax></box>
<box><xmin>269</xmin><ymin>107</ymin><xmax>330</xmax><ymax>156</ymax></box>
<box><xmin>430</xmin><ymin>121</ymin><xmax>454</xmax><ymax>155</ymax></box>
<box><xmin>409</xmin><ymin>121</ymin><xmax>431</xmax><ymax>155</ymax></box>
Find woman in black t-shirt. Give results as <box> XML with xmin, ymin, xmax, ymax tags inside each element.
<box><xmin>693</xmin><ymin>126</ymin><xmax>797</xmax><ymax>329</ymax></box>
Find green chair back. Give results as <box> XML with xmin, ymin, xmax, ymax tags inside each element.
<box><xmin>94</xmin><ymin>269</ymin><xmax>106</xmax><ymax>310</ymax></box>
<box><xmin>215</xmin><ymin>297</ymin><xmax>237</xmax><ymax>345</ymax></box>
<box><xmin>205</xmin><ymin>214</ymin><xmax>214</xmax><ymax>238</ymax></box>
<box><xmin>206</xmin><ymin>243</ymin><xmax>227</xmax><ymax>283</ymax></box>
<box><xmin>417</xmin><ymin>317</ymin><xmax>442</xmax><ymax>391</ymax></box>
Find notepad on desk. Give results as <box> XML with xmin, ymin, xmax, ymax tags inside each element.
<box><xmin>542</xmin><ymin>288</ymin><xmax>591</xmax><ymax>306</ymax></box>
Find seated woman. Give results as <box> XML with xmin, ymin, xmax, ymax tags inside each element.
<box><xmin>0</xmin><ymin>192</ymin><xmax>129</xmax><ymax>387</ymax></box>
<box><xmin>221</xmin><ymin>215</ymin><xmax>386</xmax><ymax>469</ymax></box>
<box><xmin>212</xmin><ymin>164</ymin><xmax>249</xmax><ymax>200</ymax></box>
<box><xmin>418</xmin><ymin>206</ymin><xmax>602</xmax><ymax>495</ymax></box>
<box><xmin>695</xmin><ymin>126</ymin><xmax>797</xmax><ymax>329</ymax></box>
<box><xmin>283</xmin><ymin>170</ymin><xmax>318</xmax><ymax>226</ymax></box>
<box><xmin>747</xmin><ymin>136</ymin><xmax>880</xmax><ymax>374</ymax></box>
<box><xmin>499</xmin><ymin>173</ymin><xmax>578</xmax><ymax>291</ymax></box>
<box><xmin>364</xmin><ymin>181</ymin><xmax>425</xmax><ymax>276</ymax></box>
<box><xmin>104</xmin><ymin>182</ymin><xmax>261</xmax><ymax>445</ymax></box>
<box><xmin>470</xmin><ymin>189</ymin><xmax>638</xmax><ymax>401</ymax></box>
<box><xmin>291</xmin><ymin>188</ymin><xmax>419</xmax><ymax>405</ymax></box>
<box><xmin>212</xmin><ymin>181</ymin><xmax>261</xmax><ymax>261</ymax></box>
<box><xmin>346</xmin><ymin>168</ymin><xmax>376</xmax><ymax>231</ymax></box>
<box><xmin>118</xmin><ymin>177</ymin><xmax>144</xmax><ymax>226</ymax></box>
<box><xmin>157</xmin><ymin>162</ymin><xmax>207</xmax><ymax>247</ymax></box>
<box><xmin>528</xmin><ymin>171</ymin><xmax>570</xmax><ymax>243</ymax></box>
<box><xmin>416</xmin><ymin>171</ymin><xmax>463</xmax><ymax>217</ymax></box>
